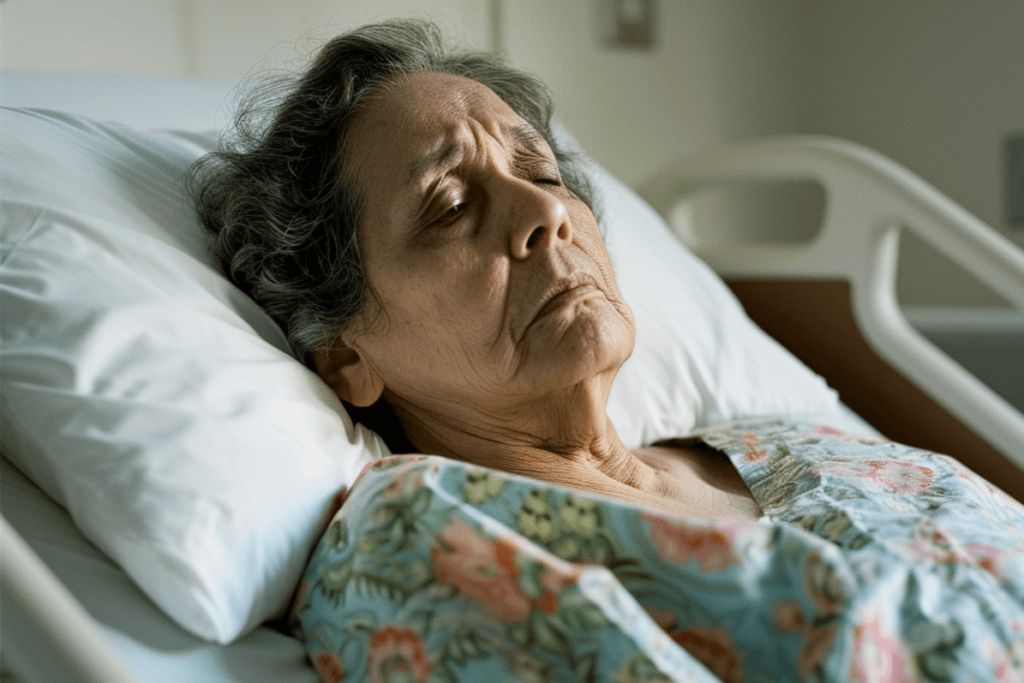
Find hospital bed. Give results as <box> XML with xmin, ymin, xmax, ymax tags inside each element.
<box><xmin>2</xmin><ymin>71</ymin><xmax>1023</xmax><ymax>683</ymax></box>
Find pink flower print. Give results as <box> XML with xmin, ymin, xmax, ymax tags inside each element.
<box><xmin>965</xmin><ymin>543</ymin><xmax>1020</xmax><ymax>584</ymax></box>
<box><xmin>887</xmin><ymin>523</ymin><xmax>1012</xmax><ymax>576</ymax></box>
<box><xmin>644</xmin><ymin>515</ymin><xmax>738</xmax><ymax>572</ymax></box>
<box><xmin>819</xmin><ymin>459</ymin><xmax>934</xmax><ymax>496</ymax></box>
<box><xmin>382</xmin><ymin>468</ymin><xmax>424</xmax><ymax>500</ymax></box>
<box><xmin>312</xmin><ymin>651</ymin><xmax>346</xmax><ymax>683</ymax></box>
<box><xmin>432</xmin><ymin>519</ymin><xmax>533</xmax><ymax>622</ymax></box>
<box><xmin>889</xmin><ymin>522</ymin><xmax>961</xmax><ymax>566</ymax></box>
<box><xmin>431</xmin><ymin>519</ymin><xmax>577</xmax><ymax>621</ymax></box>
<box><xmin>366</xmin><ymin>626</ymin><xmax>433</xmax><ymax>683</ymax></box>
<box><xmin>817</xmin><ymin>460</ymin><xmax>875</xmax><ymax>479</ymax></box>
<box><xmin>848</xmin><ymin>614</ymin><xmax>916</xmax><ymax>682</ymax></box>
<box><xmin>814</xmin><ymin>424</ymin><xmax>885</xmax><ymax>444</ymax></box>
<box><xmin>866</xmin><ymin>460</ymin><xmax>934</xmax><ymax>495</ymax></box>
<box><xmin>671</xmin><ymin>627</ymin><xmax>744</xmax><ymax>683</ymax></box>
<box><xmin>985</xmin><ymin>638</ymin><xmax>1024</xmax><ymax>683</ymax></box>
<box><xmin>742</xmin><ymin>433</ymin><xmax>768</xmax><ymax>463</ymax></box>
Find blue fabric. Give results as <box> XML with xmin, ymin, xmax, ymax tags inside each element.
<box><xmin>292</xmin><ymin>421</ymin><xmax>1024</xmax><ymax>682</ymax></box>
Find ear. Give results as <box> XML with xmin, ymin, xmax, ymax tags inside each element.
<box><xmin>312</xmin><ymin>342</ymin><xmax>385</xmax><ymax>407</ymax></box>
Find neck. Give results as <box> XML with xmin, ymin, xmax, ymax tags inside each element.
<box><xmin>388</xmin><ymin>378</ymin><xmax>658</xmax><ymax>495</ymax></box>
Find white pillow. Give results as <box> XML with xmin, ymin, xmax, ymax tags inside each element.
<box><xmin>0</xmin><ymin>109</ymin><xmax>388</xmax><ymax>644</ymax></box>
<box><xmin>0</xmin><ymin>456</ymin><xmax>318</xmax><ymax>683</ymax></box>
<box><xmin>591</xmin><ymin>150</ymin><xmax>851</xmax><ymax>445</ymax></box>
<box><xmin>0</xmin><ymin>105</ymin><xmax>848</xmax><ymax>644</ymax></box>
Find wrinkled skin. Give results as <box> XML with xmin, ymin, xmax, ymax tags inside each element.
<box><xmin>315</xmin><ymin>71</ymin><xmax>760</xmax><ymax>519</ymax></box>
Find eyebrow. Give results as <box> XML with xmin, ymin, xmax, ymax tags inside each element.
<box><xmin>409</xmin><ymin>138</ymin><xmax>463</xmax><ymax>184</ymax></box>
<box><xmin>505</xmin><ymin>123</ymin><xmax>549</xmax><ymax>158</ymax></box>
<box><xmin>407</xmin><ymin>123</ymin><xmax>549</xmax><ymax>184</ymax></box>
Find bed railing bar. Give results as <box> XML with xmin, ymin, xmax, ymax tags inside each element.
<box><xmin>834</xmin><ymin>137</ymin><xmax>1024</xmax><ymax>311</ymax></box>
<box><xmin>0</xmin><ymin>515</ymin><xmax>141</xmax><ymax>683</ymax></box>
<box><xmin>641</xmin><ymin>135</ymin><xmax>1024</xmax><ymax>469</ymax></box>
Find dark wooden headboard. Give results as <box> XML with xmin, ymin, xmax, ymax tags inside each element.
<box><xmin>728</xmin><ymin>278</ymin><xmax>1024</xmax><ymax>504</ymax></box>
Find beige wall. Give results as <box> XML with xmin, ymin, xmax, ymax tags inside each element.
<box><xmin>0</xmin><ymin>0</ymin><xmax>488</xmax><ymax>77</ymax></box>
<box><xmin>0</xmin><ymin>0</ymin><xmax>806</xmax><ymax>187</ymax></box>
<box><xmin>503</xmin><ymin>0</ymin><xmax>809</xmax><ymax>188</ymax></box>
<box><xmin>805</xmin><ymin>3</ymin><xmax>1024</xmax><ymax>306</ymax></box>
<box><xmin>0</xmin><ymin>0</ymin><xmax>194</xmax><ymax>76</ymax></box>
<box><xmin>3</xmin><ymin>0</ymin><xmax>1023</xmax><ymax>306</ymax></box>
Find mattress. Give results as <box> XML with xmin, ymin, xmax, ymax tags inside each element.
<box><xmin>0</xmin><ymin>455</ymin><xmax>317</xmax><ymax>683</ymax></box>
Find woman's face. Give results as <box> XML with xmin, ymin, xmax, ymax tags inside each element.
<box><xmin>337</xmin><ymin>71</ymin><xmax>635</xmax><ymax>414</ymax></box>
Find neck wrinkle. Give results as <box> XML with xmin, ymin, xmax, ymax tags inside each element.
<box><xmin>394</xmin><ymin>395</ymin><xmax>662</xmax><ymax>500</ymax></box>
<box><xmin>393</xmin><ymin>374</ymin><xmax>661</xmax><ymax>480</ymax></box>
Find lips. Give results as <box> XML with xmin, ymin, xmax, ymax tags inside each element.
<box><xmin>521</xmin><ymin>276</ymin><xmax>601</xmax><ymax>340</ymax></box>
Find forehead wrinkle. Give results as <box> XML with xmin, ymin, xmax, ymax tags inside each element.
<box><xmin>504</xmin><ymin>123</ymin><xmax>548</xmax><ymax>157</ymax></box>
<box><xmin>408</xmin><ymin>120</ymin><xmax>543</xmax><ymax>188</ymax></box>
<box><xmin>368</xmin><ymin>71</ymin><xmax>532</xmax><ymax>181</ymax></box>
<box><xmin>408</xmin><ymin>136</ymin><xmax>465</xmax><ymax>184</ymax></box>
<box><xmin>400</xmin><ymin>76</ymin><xmax>481</xmax><ymax>184</ymax></box>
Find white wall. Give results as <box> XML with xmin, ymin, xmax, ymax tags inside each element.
<box><xmin>3</xmin><ymin>0</ymin><xmax>1023</xmax><ymax>306</ymax></box>
<box><xmin>180</xmin><ymin>0</ymin><xmax>488</xmax><ymax>78</ymax></box>
<box><xmin>0</xmin><ymin>0</ymin><xmax>804</xmax><ymax>189</ymax></box>
<box><xmin>503</xmin><ymin>0</ymin><xmax>809</xmax><ymax>189</ymax></box>
<box><xmin>805</xmin><ymin>2</ymin><xmax>1024</xmax><ymax>306</ymax></box>
<box><xmin>0</xmin><ymin>0</ymin><xmax>488</xmax><ymax>77</ymax></box>
<box><xmin>0</xmin><ymin>0</ymin><xmax>193</xmax><ymax>76</ymax></box>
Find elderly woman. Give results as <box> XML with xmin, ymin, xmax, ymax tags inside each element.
<box><xmin>192</xmin><ymin>20</ymin><xmax>761</xmax><ymax>521</ymax></box>
<box><xmin>192</xmin><ymin>20</ymin><xmax>1024</xmax><ymax>683</ymax></box>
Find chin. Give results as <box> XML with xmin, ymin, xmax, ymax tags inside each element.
<box><xmin>523</xmin><ymin>303</ymin><xmax>635</xmax><ymax>390</ymax></box>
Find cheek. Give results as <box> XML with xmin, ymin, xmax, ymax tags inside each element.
<box><xmin>355</xmin><ymin>280</ymin><xmax>521</xmax><ymax>401</ymax></box>
<box><xmin>363</xmin><ymin>253</ymin><xmax>506</xmax><ymax>353</ymax></box>
<box><xmin>421</xmin><ymin>243</ymin><xmax>506</xmax><ymax>313</ymax></box>
<box><xmin>570</xmin><ymin>209</ymin><xmax>627</xmax><ymax>301</ymax></box>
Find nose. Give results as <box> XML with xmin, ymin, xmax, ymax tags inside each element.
<box><xmin>504</xmin><ymin>179</ymin><xmax>573</xmax><ymax>260</ymax></box>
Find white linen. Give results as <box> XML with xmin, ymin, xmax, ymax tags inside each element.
<box><xmin>0</xmin><ymin>71</ymin><xmax>856</xmax><ymax>648</ymax></box>
<box><xmin>0</xmin><ymin>456</ymin><xmax>317</xmax><ymax>682</ymax></box>
<box><xmin>0</xmin><ymin>108</ymin><xmax>389</xmax><ymax>643</ymax></box>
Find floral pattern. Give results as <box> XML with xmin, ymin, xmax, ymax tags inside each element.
<box><xmin>292</xmin><ymin>421</ymin><xmax>1024</xmax><ymax>682</ymax></box>
<box><xmin>642</xmin><ymin>513</ymin><xmax>739</xmax><ymax>573</ymax></box>
<box><xmin>367</xmin><ymin>626</ymin><xmax>433</xmax><ymax>683</ymax></box>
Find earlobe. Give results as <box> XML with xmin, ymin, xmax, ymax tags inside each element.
<box><xmin>312</xmin><ymin>344</ymin><xmax>385</xmax><ymax>407</ymax></box>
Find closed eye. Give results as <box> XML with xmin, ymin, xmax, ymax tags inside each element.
<box><xmin>516</xmin><ymin>158</ymin><xmax>562</xmax><ymax>188</ymax></box>
<box><xmin>434</xmin><ymin>201</ymin><xmax>469</xmax><ymax>225</ymax></box>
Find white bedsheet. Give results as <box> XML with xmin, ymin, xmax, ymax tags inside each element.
<box><xmin>0</xmin><ymin>455</ymin><xmax>317</xmax><ymax>683</ymax></box>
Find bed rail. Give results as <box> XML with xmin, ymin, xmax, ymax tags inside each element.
<box><xmin>641</xmin><ymin>135</ymin><xmax>1024</xmax><ymax>477</ymax></box>
<box><xmin>0</xmin><ymin>514</ymin><xmax>141</xmax><ymax>683</ymax></box>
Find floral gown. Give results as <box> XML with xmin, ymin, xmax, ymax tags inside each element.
<box><xmin>291</xmin><ymin>421</ymin><xmax>1024</xmax><ymax>683</ymax></box>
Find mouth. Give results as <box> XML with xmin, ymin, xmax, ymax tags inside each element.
<box><xmin>521</xmin><ymin>276</ymin><xmax>602</xmax><ymax>339</ymax></box>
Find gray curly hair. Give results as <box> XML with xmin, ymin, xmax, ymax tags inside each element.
<box><xmin>189</xmin><ymin>19</ymin><xmax>595</xmax><ymax>364</ymax></box>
